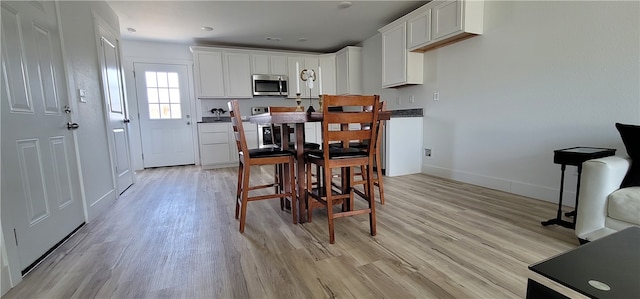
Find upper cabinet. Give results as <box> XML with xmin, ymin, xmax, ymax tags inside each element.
<box><xmin>408</xmin><ymin>0</ymin><xmax>484</xmax><ymax>52</ymax></box>
<box><xmin>191</xmin><ymin>46</ymin><xmax>252</xmax><ymax>99</ymax></box>
<box><xmin>379</xmin><ymin>0</ymin><xmax>484</xmax><ymax>88</ymax></box>
<box><xmin>318</xmin><ymin>54</ymin><xmax>336</xmax><ymax>95</ymax></box>
<box><xmin>251</xmin><ymin>53</ymin><xmax>288</xmax><ymax>76</ymax></box>
<box><xmin>287</xmin><ymin>56</ymin><xmax>321</xmax><ymax>99</ymax></box>
<box><xmin>380</xmin><ymin>23</ymin><xmax>424</xmax><ymax>88</ymax></box>
<box><xmin>193</xmin><ymin>49</ymin><xmax>225</xmax><ymax>98</ymax></box>
<box><xmin>335</xmin><ymin>46</ymin><xmax>362</xmax><ymax>95</ymax></box>
<box><xmin>224</xmin><ymin>51</ymin><xmax>252</xmax><ymax>98</ymax></box>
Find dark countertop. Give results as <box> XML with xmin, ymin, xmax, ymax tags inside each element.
<box><xmin>390</xmin><ymin>108</ymin><xmax>423</xmax><ymax>118</ymax></box>
<box><xmin>198</xmin><ymin>109</ymin><xmax>423</xmax><ymax>123</ymax></box>
<box><xmin>199</xmin><ymin>116</ymin><xmax>231</xmax><ymax>123</ymax></box>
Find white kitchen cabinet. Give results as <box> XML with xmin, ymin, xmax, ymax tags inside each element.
<box><xmin>199</xmin><ymin>123</ymin><xmax>232</xmax><ymax>168</ymax></box>
<box><xmin>379</xmin><ymin>22</ymin><xmax>423</xmax><ymax>88</ymax></box>
<box><xmin>407</xmin><ymin>6</ymin><xmax>432</xmax><ymax>49</ymax></box>
<box><xmin>223</xmin><ymin>51</ymin><xmax>252</xmax><ymax>98</ymax></box>
<box><xmin>251</xmin><ymin>53</ymin><xmax>288</xmax><ymax>76</ymax></box>
<box><xmin>199</xmin><ymin>122</ymin><xmax>257</xmax><ymax>168</ymax></box>
<box><xmin>318</xmin><ymin>54</ymin><xmax>336</xmax><ymax>95</ymax></box>
<box><xmin>193</xmin><ymin>50</ymin><xmax>225</xmax><ymax>98</ymax></box>
<box><xmin>191</xmin><ymin>47</ymin><xmax>252</xmax><ymax>99</ymax></box>
<box><xmin>287</xmin><ymin>56</ymin><xmax>320</xmax><ymax>99</ymax></box>
<box><xmin>230</xmin><ymin>122</ymin><xmax>257</xmax><ymax>162</ymax></box>
<box><xmin>408</xmin><ymin>0</ymin><xmax>484</xmax><ymax>52</ymax></box>
<box><xmin>335</xmin><ymin>46</ymin><xmax>362</xmax><ymax>95</ymax></box>
<box><xmin>384</xmin><ymin>117</ymin><xmax>423</xmax><ymax>177</ymax></box>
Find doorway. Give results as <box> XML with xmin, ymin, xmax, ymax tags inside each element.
<box><xmin>133</xmin><ymin>63</ymin><xmax>195</xmax><ymax>168</ymax></box>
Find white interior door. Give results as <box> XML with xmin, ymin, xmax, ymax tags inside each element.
<box><xmin>1</xmin><ymin>1</ymin><xmax>84</xmax><ymax>271</ymax></box>
<box><xmin>96</xmin><ymin>24</ymin><xmax>134</xmax><ymax>195</ymax></box>
<box><xmin>134</xmin><ymin>63</ymin><xmax>195</xmax><ymax>168</ymax></box>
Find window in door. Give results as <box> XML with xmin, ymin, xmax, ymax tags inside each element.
<box><xmin>145</xmin><ymin>71</ymin><xmax>182</xmax><ymax>119</ymax></box>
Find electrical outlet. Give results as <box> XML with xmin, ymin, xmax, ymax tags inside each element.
<box><xmin>433</xmin><ymin>92</ymin><xmax>439</xmax><ymax>101</ymax></box>
<box><xmin>424</xmin><ymin>148</ymin><xmax>432</xmax><ymax>157</ymax></box>
<box><xmin>410</xmin><ymin>95</ymin><xmax>415</xmax><ymax>103</ymax></box>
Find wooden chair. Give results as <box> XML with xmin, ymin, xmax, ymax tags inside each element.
<box><xmin>228</xmin><ymin>100</ymin><xmax>297</xmax><ymax>232</ymax></box>
<box><xmin>305</xmin><ymin>95</ymin><xmax>381</xmax><ymax>244</ymax></box>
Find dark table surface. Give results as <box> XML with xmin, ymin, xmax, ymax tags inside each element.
<box><xmin>529</xmin><ymin>226</ymin><xmax>640</xmax><ymax>299</ymax></box>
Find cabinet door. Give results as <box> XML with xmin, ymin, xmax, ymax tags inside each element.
<box><xmin>270</xmin><ymin>55</ymin><xmax>288</xmax><ymax>76</ymax></box>
<box><xmin>287</xmin><ymin>56</ymin><xmax>306</xmax><ymax>98</ymax></box>
<box><xmin>432</xmin><ymin>0</ymin><xmax>463</xmax><ymax>40</ymax></box>
<box><xmin>407</xmin><ymin>8</ymin><xmax>432</xmax><ymax>49</ymax></box>
<box><xmin>304</xmin><ymin>57</ymin><xmax>319</xmax><ymax>98</ymax></box>
<box><xmin>318</xmin><ymin>55</ymin><xmax>336</xmax><ymax>95</ymax></box>
<box><xmin>336</xmin><ymin>50</ymin><xmax>348</xmax><ymax>95</ymax></box>
<box><xmin>252</xmin><ymin>53</ymin><xmax>270</xmax><ymax>74</ymax></box>
<box><xmin>381</xmin><ymin>23</ymin><xmax>407</xmax><ymax>87</ymax></box>
<box><xmin>224</xmin><ymin>52</ymin><xmax>252</xmax><ymax>98</ymax></box>
<box><xmin>194</xmin><ymin>51</ymin><xmax>225</xmax><ymax>98</ymax></box>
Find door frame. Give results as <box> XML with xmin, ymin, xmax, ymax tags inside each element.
<box><xmin>122</xmin><ymin>58</ymin><xmax>200</xmax><ymax>169</ymax></box>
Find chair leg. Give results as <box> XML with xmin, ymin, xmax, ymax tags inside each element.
<box><xmin>289</xmin><ymin>160</ymin><xmax>297</xmax><ymax>224</ymax></box>
<box><xmin>239</xmin><ymin>164</ymin><xmax>251</xmax><ymax>233</ymax></box>
<box><xmin>306</xmin><ymin>160</ymin><xmax>314</xmax><ymax>223</ymax></box>
<box><xmin>324</xmin><ymin>166</ymin><xmax>336</xmax><ymax>244</ymax></box>
<box><xmin>276</xmin><ymin>164</ymin><xmax>284</xmax><ymax>210</ymax></box>
<box><xmin>235</xmin><ymin>162</ymin><xmax>244</xmax><ymax>219</ymax></box>
<box><xmin>375</xmin><ymin>151</ymin><xmax>385</xmax><ymax>205</ymax></box>
<box><xmin>367</xmin><ymin>164</ymin><xmax>377</xmax><ymax>236</ymax></box>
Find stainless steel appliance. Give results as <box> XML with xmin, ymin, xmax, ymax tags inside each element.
<box><xmin>251</xmin><ymin>107</ymin><xmax>273</xmax><ymax>148</ymax></box>
<box><xmin>252</xmin><ymin>74</ymin><xmax>288</xmax><ymax>96</ymax></box>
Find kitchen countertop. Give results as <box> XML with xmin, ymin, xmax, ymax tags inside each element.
<box><xmin>389</xmin><ymin>108</ymin><xmax>423</xmax><ymax>118</ymax></box>
<box><xmin>199</xmin><ymin>108</ymin><xmax>423</xmax><ymax>123</ymax></box>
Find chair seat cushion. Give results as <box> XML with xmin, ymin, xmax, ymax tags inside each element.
<box><xmin>245</xmin><ymin>148</ymin><xmax>294</xmax><ymax>158</ymax></box>
<box><xmin>607</xmin><ymin>187</ymin><xmax>640</xmax><ymax>225</ymax></box>
<box><xmin>305</xmin><ymin>148</ymin><xmax>368</xmax><ymax>159</ymax></box>
<box><xmin>328</xmin><ymin>141</ymin><xmax>369</xmax><ymax>149</ymax></box>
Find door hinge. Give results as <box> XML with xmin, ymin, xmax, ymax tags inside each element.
<box><xmin>133</xmin><ymin>70</ymin><xmax>135</xmax><ymax>78</ymax></box>
<box><xmin>14</xmin><ymin>228</ymin><xmax>18</xmax><ymax>246</ymax></box>
<box><xmin>141</xmin><ymin>153</ymin><xmax>144</xmax><ymax>160</ymax></box>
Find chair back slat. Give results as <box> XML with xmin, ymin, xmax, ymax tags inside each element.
<box><xmin>323</xmin><ymin>95</ymin><xmax>376</xmax><ymax>107</ymax></box>
<box><xmin>269</xmin><ymin>106</ymin><xmax>298</xmax><ymax>112</ymax></box>
<box><xmin>323</xmin><ymin>112</ymin><xmax>376</xmax><ymax>124</ymax></box>
<box><xmin>228</xmin><ymin>100</ymin><xmax>250</xmax><ymax>156</ymax></box>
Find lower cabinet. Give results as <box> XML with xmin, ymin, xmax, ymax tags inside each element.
<box><xmin>198</xmin><ymin>122</ymin><xmax>257</xmax><ymax>169</ymax></box>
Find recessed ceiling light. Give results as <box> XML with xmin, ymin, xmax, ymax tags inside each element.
<box><xmin>265</xmin><ymin>37</ymin><xmax>282</xmax><ymax>41</ymax></box>
<box><xmin>126</xmin><ymin>27</ymin><xmax>137</xmax><ymax>33</ymax></box>
<box><xmin>298</xmin><ymin>38</ymin><xmax>308</xmax><ymax>42</ymax></box>
<box><xmin>338</xmin><ymin>1</ymin><xmax>352</xmax><ymax>9</ymax></box>
<box><xmin>201</xmin><ymin>26</ymin><xmax>214</xmax><ymax>31</ymax></box>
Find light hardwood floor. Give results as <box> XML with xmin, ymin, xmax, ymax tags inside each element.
<box><xmin>3</xmin><ymin>165</ymin><xmax>578</xmax><ymax>298</ymax></box>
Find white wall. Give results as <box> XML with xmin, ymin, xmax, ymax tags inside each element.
<box><xmin>58</xmin><ymin>1</ymin><xmax>120</xmax><ymax>220</ymax></box>
<box><xmin>363</xmin><ymin>1</ymin><xmax>640</xmax><ymax>206</ymax></box>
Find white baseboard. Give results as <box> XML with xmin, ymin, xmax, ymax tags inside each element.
<box><xmin>422</xmin><ymin>164</ymin><xmax>577</xmax><ymax>207</ymax></box>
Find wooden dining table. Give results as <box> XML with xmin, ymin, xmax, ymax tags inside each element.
<box><xmin>249</xmin><ymin>110</ymin><xmax>391</xmax><ymax>223</ymax></box>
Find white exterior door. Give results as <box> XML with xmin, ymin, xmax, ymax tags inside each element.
<box><xmin>96</xmin><ymin>24</ymin><xmax>134</xmax><ymax>195</ymax></box>
<box><xmin>1</xmin><ymin>1</ymin><xmax>84</xmax><ymax>271</ymax></box>
<box><xmin>134</xmin><ymin>63</ymin><xmax>195</xmax><ymax>168</ymax></box>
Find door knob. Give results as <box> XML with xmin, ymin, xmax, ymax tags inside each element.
<box><xmin>187</xmin><ymin>121</ymin><xmax>191</xmax><ymax>125</ymax></box>
<box><xmin>123</xmin><ymin>119</ymin><xmax>131</xmax><ymax>123</ymax></box>
<box><xmin>67</xmin><ymin>122</ymin><xmax>79</xmax><ymax>130</ymax></box>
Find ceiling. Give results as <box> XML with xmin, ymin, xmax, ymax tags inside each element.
<box><xmin>107</xmin><ymin>1</ymin><xmax>428</xmax><ymax>53</ymax></box>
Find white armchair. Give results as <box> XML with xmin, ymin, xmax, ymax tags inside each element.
<box><xmin>576</xmin><ymin>156</ymin><xmax>640</xmax><ymax>242</ymax></box>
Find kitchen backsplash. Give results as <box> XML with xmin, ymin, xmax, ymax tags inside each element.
<box><xmin>200</xmin><ymin>96</ymin><xmax>319</xmax><ymax>119</ymax></box>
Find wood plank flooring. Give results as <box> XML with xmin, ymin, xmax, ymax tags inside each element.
<box><xmin>3</xmin><ymin>165</ymin><xmax>579</xmax><ymax>298</ymax></box>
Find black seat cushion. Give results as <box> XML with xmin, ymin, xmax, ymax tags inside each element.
<box><xmin>305</xmin><ymin>147</ymin><xmax>368</xmax><ymax>160</ymax></box>
<box><xmin>275</xmin><ymin>142</ymin><xmax>320</xmax><ymax>150</ymax></box>
<box><xmin>245</xmin><ymin>147</ymin><xmax>294</xmax><ymax>158</ymax></box>
<box><xmin>616</xmin><ymin>123</ymin><xmax>640</xmax><ymax>187</ymax></box>
<box><xmin>328</xmin><ymin>141</ymin><xmax>369</xmax><ymax>149</ymax></box>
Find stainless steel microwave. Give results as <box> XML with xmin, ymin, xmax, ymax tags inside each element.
<box><xmin>252</xmin><ymin>74</ymin><xmax>288</xmax><ymax>96</ymax></box>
